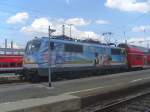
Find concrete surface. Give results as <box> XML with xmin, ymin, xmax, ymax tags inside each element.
<box><xmin>0</xmin><ymin>94</ymin><xmax>80</xmax><ymax>112</ymax></box>
<box><xmin>0</xmin><ymin>69</ymin><xmax>150</xmax><ymax>111</ymax></box>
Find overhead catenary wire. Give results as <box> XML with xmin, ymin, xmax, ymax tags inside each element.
<box><xmin>0</xmin><ymin>1</ymin><xmax>149</xmax><ymax>46</ymax></box>
<box><xmin>0</xmin><ymin>1</ymin><xmax>149</xmax><ymax>33</ymax></box>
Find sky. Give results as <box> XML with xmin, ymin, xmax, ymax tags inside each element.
<box><xmin>0</xmin><ymin>0</ymin><xmax>150</xmax><ymax>48</ymax></box>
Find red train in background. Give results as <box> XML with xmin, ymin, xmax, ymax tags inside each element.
<box><xmin>0</xmin><ymin>48</ymin><xmax>24</xmax><ymax>73</ymax></box>
<box><xmin>118</xmin><ymin>44</ymin><xmax>150</xmax><ymax>69</ymax></box>
<box><xmin>0</xmin><ymin>55</ymin><xmax>23</xmax><ymax>68</ymax></box>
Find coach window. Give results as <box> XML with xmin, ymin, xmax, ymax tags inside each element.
<box><xmin>64</xmin><ymin>43</ymin><xmax>83</xmax><ymax>53</ymax></box>
<box><xmin>136</xmin><ymin>55</ymin><xmax>142</xmax><ymax>60</ymax></box>
<box><xmin>111</xmin><ymin>48</ymin><xmax>121</xmax><ymax>55</ymax></box>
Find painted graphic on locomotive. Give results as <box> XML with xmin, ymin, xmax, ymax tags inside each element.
<box><xmin>23</xmin><ymin>36</ymin><xmax>127</xmax><ymax>81</ymax></box>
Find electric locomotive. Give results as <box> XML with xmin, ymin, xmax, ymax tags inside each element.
<box><xmin>23</xmin><ymin>35</ymin><xmax>127</xmax><ymax>82</ymax></box>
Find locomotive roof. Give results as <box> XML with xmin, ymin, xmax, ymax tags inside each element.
<box><xmin>38</xmin><ymin>35</ymin><xmax>122</xmax><ymax>49</ymax></box>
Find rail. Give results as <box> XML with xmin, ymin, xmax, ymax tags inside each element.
<box><xmin>94</xmin><ymin>91</ymin><xmax>150</xmax><ymax>112</ymax></box>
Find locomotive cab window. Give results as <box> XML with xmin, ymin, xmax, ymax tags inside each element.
<box><xmin>64</xmin><ymin>43</ymin><xmax>83</xmax><ymax>53</ymax></box>
<box><xmin>26</xmin><ymin>40</ymin><xmax>41</xmax><ymax>54</ymax></box>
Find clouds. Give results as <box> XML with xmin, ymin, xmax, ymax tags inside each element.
<box><xmin>6</xmin><ymin>11</ymin><xmax>108</xmax><ymax>41</ymax></box>
<box><xmin>105</xmin><ymin>0</ymin><xmax>150</xmax><ymax>13</ymax></box>
<box><xmin>132</xmin><ymin>25</ymin><xmax>150</xmax><ymax>32</ymax></box>
<box><xmin>1</xmin><ymin>0</ymin><xmax>149</xmax><ymax>49</ymax></box>
<box><xmin>95</xmin><ymin>19</ymin><xmax>110</xmax><ymax>25</ymax></box>
<box><xmin>65</xmin><ymin>18</ymin><xmax>109</xmax><ymax>26</ymax></box>
<box><xmin>21</xmin><ymin>18</ymin><xmax>51</xmax><ymax>35</ymax></box>
<box><xmin>21</xmin><ymin>17</ymin><xmax>104</xmax><ymax>41</ymax></box>
<box><xmin>127</xmin><ymin>36</ymin><xmax>150</xmax><ymax>47</ymax></box>
<box><xmin>6</xmin><ymin>12</ymin><xmax>29</xmax><ymax>24</ymax></box>
<box><xmin>66</xmin><ymin>0</ymin><xmax>71</xmax><ymax>5</ymax></box>
<box><xmin>65</xmin><ymin>18</ymin><xmax>91</xmax><ymax>26</ymax></box>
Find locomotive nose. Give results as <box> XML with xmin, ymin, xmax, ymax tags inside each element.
<box><xmin>23</xmin><ymin>57</ymin><xmax>35</xmax><ymax>64</ymax></box>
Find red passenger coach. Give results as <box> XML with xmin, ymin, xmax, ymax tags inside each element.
<box><xmin>126</xmin><ymin>45</ymin><xmax>144</xmax><ymax>68</ymax></box>
<box><xmin>118</xmin><ymin>44</ymin><xmax>150</xmax><ymax>69</ymax></box>
<box><xmin>147</xmin><ymin>54</ymin><xmax>150</xmax><ymax>64</ymax></box>
<box><xmin>0</xmin><ymin>48</ymin><xmax>24</xmax><ymax>73</ymax></box>
<box><xmin>0</xmin><ymin>55</ymin><xmax>23</xmax><ymax>68</ymax></box>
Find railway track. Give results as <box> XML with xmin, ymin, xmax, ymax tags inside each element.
<box><xmin>94</xmin><ymin>91</ymin><xmax>150</xmax><ymax>112</ymax></box>
<box><xmin>0</xmin><ymin>75</ymin><xmax>26</xmax><ymax>84</ymax></box>
<box><xmin>83</xmin><ymin>88</ymin><xmax>150</xmax><ymax>112</ymax></box>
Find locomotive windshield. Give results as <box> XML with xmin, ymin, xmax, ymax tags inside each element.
<box><xmin>25</xmin><ymin>40</ymin><xmax>41</xmax><ymax>54</ymax></box>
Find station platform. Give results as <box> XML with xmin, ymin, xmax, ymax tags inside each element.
<box><xmin>0</xmin><ymin>69</ymin><xmax>150</xmax><ymax>112</ymax></box>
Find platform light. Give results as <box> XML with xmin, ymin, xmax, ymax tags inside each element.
<box><xmin>48</xmin><ymin>26</ymin><xmax>56</xmax><ymax>87</ymax></box>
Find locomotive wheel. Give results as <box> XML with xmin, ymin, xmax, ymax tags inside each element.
<box><xmin>23</xmin><ymin>72</ymin><xmax>40</xmax><ymax>83</ymax></box>
<box><xmin>30</xmin><ymin>74</ymin><xmax>40</xmax><ymax>83</ymax></box>
<box><xmin>19</xmin><ymin>75</ymin><xmax>26</xmax><ymax>81</ymax></box>
<box><xmin>24</xmin><ymin>74</ymin><xmax>32</xmax><ymax>82</ymax></box>
<box><xmin>22</xmin><ymin>71</ymin><xmax>31</xmax><ymax>81</ymax></box>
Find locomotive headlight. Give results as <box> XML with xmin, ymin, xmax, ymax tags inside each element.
<box><xmin>23</xmin><ymin>57</ymin><xmax>35</xmax><ymax>64</ymax></box>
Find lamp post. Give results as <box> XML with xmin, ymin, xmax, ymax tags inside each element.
<box><xmin>68</xmin><ymin>24</ymin><xmax>73</xmax><ymax>38</ymax></box>
<box><xmin>5</xmin><ymin>39</ymin><xmax>7</xmax><ymax>55</ymax></box>
<box><xmin>48</xmin><ymin>26</ymin><xmax>56</xmax><ymax>87</ymax></box>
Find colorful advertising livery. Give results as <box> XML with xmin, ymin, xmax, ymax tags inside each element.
<box><xmin>23</xmin><ymin>36</ymin><xmax>127</xmax><ymax>82</ymax></box>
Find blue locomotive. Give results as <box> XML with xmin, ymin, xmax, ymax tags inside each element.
<box><xmin>23</xmin><ymin>35</ymin><xmax>127</xmax><ymax>82</ymax></box>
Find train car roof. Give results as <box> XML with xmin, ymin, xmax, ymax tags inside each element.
<box><xmin>38</xmin><ymin>35</ymin><xmax>123</xmax><ymax>49</ymax></box>
<box><xmin>118</xmin><ymin>43</ymin><xmax>150</xmax><ymax>53</ymax></box>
